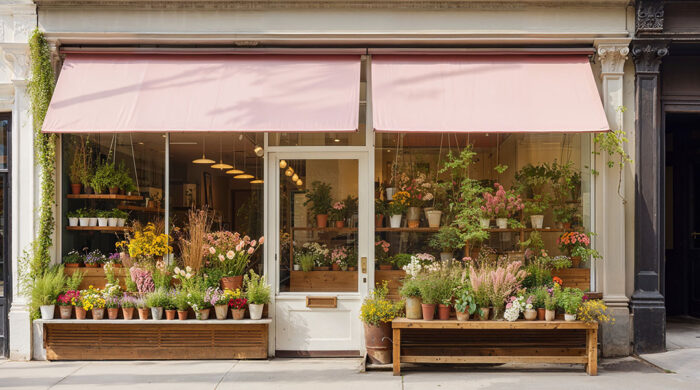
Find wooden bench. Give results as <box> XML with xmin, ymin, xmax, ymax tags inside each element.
<box><xmin>40</xmin><ymin>319</ymin><xmax>271</xmax><ymax>360</ymax></box>
<box><xmin>392</xmin><ymin>318</ymin><xmax>598</xmax><ymax>376</ymax></box>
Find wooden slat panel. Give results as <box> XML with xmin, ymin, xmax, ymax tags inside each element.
<box><xmin>552</xmin><ymin>268</ymin><xmax>591</xmax><ymax>290</ymax></box>
<box><xmin>402</xmin><ymin>355</ymin><xmax>588</xmax><ymax>364</ymax></box>
<box><xmin>392</xmin><ymin>318</ymin><xmax>598</xmax><ymax>330</ymax></box>
<box><xmin>64</xmin><ymin>268</ymin><xmax>129</xmax><ymax>290</ymax></box>
<box><xmin>289</xmin><ymin>271</ymin><xmax>357</xmax><ymax>292</ymax></box>
<box><xmin>375</xmin><ymin>270</ymin><xmax>405</xmax><ymax>300</ymax></box>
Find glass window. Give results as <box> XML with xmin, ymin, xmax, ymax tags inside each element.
<box><xmin>0</xmin><ymin>175</ymin><xmax>4</xmax><ymax>297</ymax></box>
<box><xmin>0</xmin><ymin>118</ymin><xmax>7</xmax><ymax>170</ymax></box>
<box><xmin>279</xmin><ymin>159</ymin><xmax>359</xmax><ymax>293</ymax></box>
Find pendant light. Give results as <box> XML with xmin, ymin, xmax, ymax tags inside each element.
<box><xmin>226</xmin><ymin>134</ymin><xmax>244</xmax><ymax>175</ymax></box>
<box><xmin>279</xmin><ymin>160</ymin><xmax>288</xmax><ymax>169</ymax></box>
<box><xmin>234</xmin><ymin>146</ymin><xmax>254</xmax><ymax>180</ymax></box>
<box><xmin>192</xmin><ymin>135</ymin><xmax>215</xmax><ymax>164</ymax></box>
<box><xmin>285</xmin><ymin>167</ymin><xmax>294</xmax><ymax>177</ymax></box>
<box><xmin>250</xmin><ymin>153</ymin><xmax>264</xmax><ymax>184</ymax></box>
<box><xmin>291</xmin><ymin>173</ymin><xmax>299</xmax><ymax>182</ymax></box>
<box><xmin>296</xmin><ymin>179</ymin><xmax>303</xmax><ymax>186</ymax></box>
<box><xmin>211</xmin><ymin>135</ymin><xmax>233</xmax><ymax>169</ymax></box>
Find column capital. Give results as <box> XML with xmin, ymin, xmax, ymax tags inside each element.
<box><xmin>636</xmin><ymin>0</ymin><xmax>665</xmax><ymax>34</ymax></box>
<box><xmin>0</xmin><ymin>43</ymin><xmax>31</xmax><ymax>81</ymax></box>
<box><xmin>595</xmin><ymin>39</ymin><xmax>630</xmax><ymax>75</ymax></box>
<box><xmin>632</xmin><ymin>40</ymin><xmax>669</xmax><ymax>75</ymax></box>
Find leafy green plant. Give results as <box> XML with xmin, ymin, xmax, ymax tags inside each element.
<box><xmin>417</xmin><ymin>271</ymin><xmax>456</xmax><ymax>305</ymax></box>
<box><xmin>31</xmin><ymin>266</ymin><xmax>66</xmax><ymax>307</ymax></box>
<box><xmin>115</xmin><ymin>161</ymin><xmax>136</xmax><ymax>193</ymax></box>
<box><xmin>454</xmin><ymin>286</ymin><xmax>478</xmax><ymax>315</ymax></box>
<box><xmin>593</xmin><ymin>106</ymin><xmax>632</xmax><ymax>201</ymax></box>
<box><xmin>530</xmin><ymin>286</ymin><xmax>550</xmax><ymax>309</ymax></box>
<box><xmin>244</xmin><ymin>270</ymin><xmax>271</xmax><ymax>305</ymax></box>
<box><xmin>145</xmin><ymin>288</ymin><xmax>170</xmax><ymax>308</ymax></box>
<box><xmin>391</xmin><ymin>254</ymin><xmax>413</xmax><ymax>269</ymax></box>
<box><xmin>520</xmin><ymin>230</ymin><xmax>545</xmax><ymax>253</ymax></box>
<box><xmin>65</xmin><ymin>269</ymin><xmax>85</xmax><ymax>291</ymax></box>
<box><xmin>524</xmin><ymin>194</ymin><xmax>550</xmax><ymax>215</ymax></box>
<box><xmin>173</xmin><ymin>289</ymin><xmax>190</xmax><ymax>311</ymax></box>
<box><xmin>304</xmin><ymin>181</ymin><xmax>333</xmax><ymax>217</ymax></box>
<box><xmin>428</xmin><ymin>226</ymin><xmax>465</xmax><ymax>253</ymax></box>
<box><xmin>557</xmin><ymin>287</ymin><xmax>584</xmax><ymax>314</ymax></box>
<box><xmin>298</xmin><ymin>253</ymin><xmax>315</xmax><ymax>272</ymax></box>
<box><xmin>63</xmin><ymin>250</ymin><xmax>82</xmax><ymax>265</ymax></box>
<box><xmin>90</xmin><ymin>159</ymin><xmax>119</xmax><ymax>193</ymax></box>
<box><xmin>111</xmin><ymin>208</ymin><xmax>129</xmax><ymax>219</ymax></box>
<box><xmin>399</xmin><ymin>277</ymin><xmax>421</xmax><ymax>298</ymax></box>
<box><xmin>514</xmin><ymin>163</ymin><xmax>550</xmax><ymax>197</ymax></box>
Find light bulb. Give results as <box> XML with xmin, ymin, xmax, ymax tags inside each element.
<box><xmin>279</xmin><ymin>160</ymin><xmax>287</xmax><ymax>169</ymax></box>
<box><xmin>292</xmin><ymin>173</ymin><xmax>299</xmax><ymax>182</ymax></box>
<box><xmin>296</xmin><ymin>179</ymin><xmax>303</xmax><ymax>186</ymax></box>
<box><xmin>285</xmin><ymin>167</ymin><xmax>294</xmax><ymax>177</ymax></box>
<box><xmin>253</xmin><ymin>146</ymin><xmax>264</xmax><ymax>157</ymax></box>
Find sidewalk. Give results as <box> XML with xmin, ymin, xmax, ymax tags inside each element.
<box><xmin>638</xmin><ymin>316</ymin><xmax>700</xmax><ymax>383</ymax></box>
<box><xmin>0</xmin><ymin>356</ymin><xmax>696</xmax><ymax>390</ymax></box>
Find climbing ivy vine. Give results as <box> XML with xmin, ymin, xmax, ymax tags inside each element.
<box><xmin>592</xmin><ymin>106</ymin><xmax>632</xmax><ymax>203</ymax></box>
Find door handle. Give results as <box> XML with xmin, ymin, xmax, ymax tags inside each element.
<box><xmin>361</xmin><ymin>257</ymin><xmax>367</xmax><ymax>274</ymax></box>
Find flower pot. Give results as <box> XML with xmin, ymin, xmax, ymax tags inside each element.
<box><xmin>92</xmin><ymin>308</ymin><xmax>105</xmax><ymax>320</ymax></box>
<box><xmin>79</xmin><ymin>217</ymin><xmax>90</xmax><ymax>226</ymax></box>
<box><xmin>423</xmin><ymin>207</ymin><xmax>434</xmax><ymax>219</ymax></box>
<box><xmin>84</xmin><ymin>185</ymin><xmax>94</xmax><ymax>194</ymax></box>
<box><xmin>537</xmin><ymin>308</ymin><xmax>546</xmax><ymax>321</ymax></box>
<box><xmin>440</xmin><ymin>252</ymin><xmax>452</xmax><ymax>261</ymax></box>
<box><xmin>107</xmin><ymin>308</ymin><xmax>119</xmax><ymax>320</ymax></box>
<box><xmin>386</xmin><ymin>187</ymin><xmax>396</xmax><ymax>200</ymax></box>
<box><xmin>177</xmin><ymin>310</ymin><xmax>188</xmax><ymax>320</ymax></box>
<box><xmin>249</xmin><ymin>304</ymin><xmax>264</xmax><ymax>320</ymax></box>
<box><xmin>570</xmin><ymin>256</ymin><xmax>581</xmax><ymax>268</ymax></box>
<box><xmin>314</xmin><ymin>266</ymin><xmax>330</xmax><ymax>271</ymax></box>
<box><xmin>107</xmin><ymin>218</ymin><xmax>118</xmax><ymax>227</ymax></box>
<box><xmin>530</xmin><ymin>215</ymin><xmax>544</xmax><ymax>229</ymax></box>
<box><xmin>375</xmin><ymin>214</ymin><xmax>384</xmax><ymax>228</ymax></box>
<box><xmin>348</xmin><ymin>266</ymin><xmax>356</xmax><ymax>271</ymax></box>
<box><xmin>220</xmin><ymin>275</ymin><xmax>243</xmax><ymax>291</ymax></box>
<box><xmin>137</xmin><ymin>308</ymin><xmax>149</xmax><ymax>320</ymax></box>
<box><xmin>479</xmin><ymin>218</ymin><xmax>491</xmax><ymax>229</ymax></box>
<box><xmin>88</xmin><ymin>217</ymin><xmax>97</xmax><ymax>227</ymax></box>
<box><xmin>215</xmin><ymin>304</ymin><xmax>228</xmax><ymax>320</ymax></box>
<box><xmin>150</xmin><ymin>307</ymin><xmax>163</xmax><ymax>320</ymax></box>
<box><xmin>85</xmin><ymin>264</ymin><xmax>97</xmax><ymax>268</ymax></box>
<box><xmin>198</xmin><ymin>308</ymin><xmax>211</xmax><ymax>320</ymax></box>
<box><xmin>406</xmin><ymin>207</ymin><xmax>421</xmax><ymax>228</ymax></box>
<box><xmin>335</xmin><ymin>220</ymin><xmax>345</xmax><ymax>228</ymax></box>
<box><xmin>59</xmin><ymin>305</ymin><xmax>73</xmax><ymax>319</ymax></box>
<box><xmin>117</xmin><ymin>218</ymin><xmax>126</xmax><ymax>227</ymax></box>
<box><xmin>97</xmin><ymin>218</ymin><xmax>108</xmax><ymax>227</ymax></box>
<box><xmin>389</xmin><ymin>214</ymin><xmax>402</xmax><ymax>228</ymax></box>
<box><xmin>477</xmin><ymin>307</ymin><xmax>491</xmax><ymax>321</ymax></box>
<box><xmin>524</xmin><ymin>309</ymin><xmax>537</xmax><ymax>321</ymax></box>
<box><xmin>231</xmin><ymin>308</ymin><xmax>245</xmax><ymax>320</ymax></box>
<box><xmin>109</xmin><ymin>186</ymin><xmax>119</xmax><ymax>195</ymax></box>
<box><xmin>364</xmin><ymin>322</ymin><xmax>392</xmax><ymax>364</ymax></box>
<box><xmin>332</xmin><ymin>263</ymin><xmax>341</xmax><ymax>271</ymax></box>
<box><xmin>437</xmin><ymin>304</ymin><xmax>451</xmax><ymax>320</ymax></box>
<box><xmin>293</xmin><ymin>264</ymin><xmax>300</xmax><ymax>271</ymax></box>
<box><xmin>165</xmin><ymin>309</ymin><xmax>176</xmax><ymax>320</ymax></box>
<box><xmin>563</xmin><ymin>222</ymin><xmax>572</xmax><ymax>230</ymax></box>
<box><xmin>564</xmin><ymin>313</ymin><xmax>577</xmax><ymax>321</ymax></box>
<box><xmin>40</xmin><ymin>305</ymin><xmax>55</xmax><ymax>320</ymax></box>
<box><xmin>316</xmin><ymin>214</ymin><xmax>329</xmax><ymax>228</ymax></box>
<box><xmin>75</xmin><ymin>307</ymin><xmax>87</xmax><ymax>320</ymax></box>
<box><xmin>426</xmin><ymin>210</ymin><xmax>442</xmax><ymax>228</ymax></box>
<box><xmin>70</xmin><ymin>183</ymin><xmax>83</xmax><ymax>195</ymax></box>
<box><xmin>64</xmin><ymin>263</ymin><xmax>79</xmax><ymax>268</ymax></box>
<box><xmin>68</xmin><ymin>217</ymin><xmax>78</xmax><ymax>227</ymax></box>
<box><xmin>122</xmin><ymin>307</ymin><xmax>135</xmax><ymax>320</ymax></box>
<box><xmin>421</xmin><ymin>303</ymin><xmax>436</xmax><ymax>321</ymax></box>
<box><xmin>456</xmin><ymin>310</ymin><xmax>470</xmax><ymax>321</ymax></box>
<box><xmin>378</xmin><ymin>264</ymin><xmax>393</xmax><ymax>270</ymax></box>
<box><xmin>405</xmin><ymin>296</ymin><xmax>422</xmax><ymax>320</ymax></box>
<box><xmin>496</xmin><ymin>218</ymin><xmax>508</xmax><ymax>229</ymax></box>
<box><xmin>545</xmin><ymin>309</ymin><xmax>556</xmax><ymax>321</ymax></box>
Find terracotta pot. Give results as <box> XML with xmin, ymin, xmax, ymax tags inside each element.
<box><xmin>456</xmin><ymin>310</ymin><xmax>470</xmax><ymax>321</ymax></box>
<box><xmin>220</xmin><ymin>275</ymin><xmax>243</xmax><ymax>291</ymax></box>
<box><xmin>335</xmin><ymin>220</ymin><xmax>345</xmax><ymax>228</ymax></box>
<box><xmin>249</xmin><ymin>304</ymin><xmax>264</xmax><ymax>320</ymax></box>
<box><xmin>75</xmin><ymin>307</ymin><xmax>87</xmax><ymax>320</ymax></box>
<box><xmin>405</xmin><ymin>296</ymin><xmax>422</xmax><ymax>320</ymax></box>
<box><xmin>313</xmin><ymin>266</ymin><xmax>330</xmax><ymax>271</ymax></box>
<box><xmin>437</xmin><ymin>304</ymin><xmax>451</xmax><ymax>320</ymax></box>
<box><xmin>378</xmin><ymin>264</ymin><xmax>393</xmax><ymax>270</ymax></box>
<box><xmin>177</xmin><ymin>310</ymin><xmax>188</xmax><ymax>320</ymax></box>
<box><xmin>137</xmin><ymin>308</ymin><xmax>149</xmax><ymax>320</ymax></box>
<box><xmin>85</xmin><ymin>264</ymin><xmax>97</xmax><ymax>268</ymax></box>
<box><xmin>198</xmin><ymin>308</ymin><xmax>211</xmax><ymax>320</ymax></box>
<box><xmin>122</xmin><ymin>307</ymin><xmax>135</xmax><ymax>320</ymax></box>
<box><xmin>165</xmin><ymin>309</ymin><xmax>176</xmax><ymax>320</ymax></box>
<box><xmin>231</xmin><ymin>308</ymin><xmax>245</xmax><ymax>320</ymax></box>
<box><xmin>477</xmin><ymin>307</ymin><xmax>491</xmax><ymax>321</ymax></box>
<box><xmin>92</xmin><ymin>308</ymin><xmax>105</xmax><ymax>320</ymax></box>
<box><xmin>524</xmin><ymin>309</ymin><xmax>537</xmax><ymax>321</ymax></box>
<box><xmin>64</xmin><ymin>263</ymin><xmax>79</xmax><ymax>268</ymax></box>
<box><xmin>316</xmin><ymin>214</ymin><xmax>329</xmax><ymax>228</ymax></box>
<box><xmin>570</xmin><ymin>256</ymin><xmax>581</xmax><ymax>268</ymax></box>
<box><xmin>109</xmin><ymin>186</ymin><xmax>120</xmax><ymax>195</ymax></box>
<box><xmin>332</xmin><ymin>263</ymin><xmax>341</xmax><ymax>271</ymax></box>
<box><xmin>563</xmin><ymin>222</ymin><xmax>572</xmax><ymax>230</ymax></box>
<box><xmin>364</xmin><ymin>322</ymin><xmax>392</xmax><ymax>364</ymax></box>
<box><xmin>421</xmin><ymin>303</ymin><xmax>436</xmax><ymax>321</ymax></box>
<box><xmin>107</xmin><ymin>308</ymin><xmax>119</xmax><ymax>320</ymax></box>
<box><xmin>214</xmin><ymin>305</ymin><xmax>228</xmax><ymax>320</ymax></box>
<box><xmin>348</xmin><ymin>266</ymin><xmax>356</xmax><ymax>271</ymax></box>
<box><xmin>537</xmin><ymin>308</ymin><xmax>546</xmax><ymax>321</ymax></box>
<box><xmin>545</xmin><ymin>309</ymin><xmax>556</xmax><ymax>321</ymax></box>
<box><xmin>59</xmin><ymin>305</ymin><xmax>73</xmax><ymax>319</ymax></box>
<box><xmin>375</xmin><ymin>214</ymin><xmax>384</xmax><ymax>228</ymax></box>
<box><xmin>70</xmin><ymin>183</ymin><xmax>82</xmax><ymax>195</ymax></box>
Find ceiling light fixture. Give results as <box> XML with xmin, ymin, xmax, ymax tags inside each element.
<box><xmin>291</xmin><ymin>173</ymin><xmax>299</xmax><ymax>182</ymax></box>
<box><xmin>250</xmin><ymin>178</ymin><xmax>264</xmax><ymax>184</ymax></box>
<box><xmin>279</xmin><ymin>160</ymin><xmax>288</xmax><ymax>169</ymax></box>
<box><xmin>285</xmin><ymin>167</ymin><xmax>294</xmax><ymax>177</ymax></box>
<box><xmin>192</xmin><ymin>135</ymin><xmax>215</xmax><ymax>164</ymax></box>
<box><xmin>211</xmin><ymin>135</ymin><xmax>233</xmax><ymax>169</ymax></box>
<box><xmin>253</xmin><ymin>145</ymin><xmax>264</xmax><ymax>157</ymax></box>
<box><xmin>226</xmin><ymin>134</ymin><xmax>244</xmax><ymax>174</ymax></box>
<box><xmin>296</xmin><ymin>179</ymin><xmax>303</xmax><ymax>186</ymax></box>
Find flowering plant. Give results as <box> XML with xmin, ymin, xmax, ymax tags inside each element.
<box><xmin>107</xmin><ymin>252</ymin><xmax>121</xmax><ymax>264</ymax></box>
<box><xmin>481</xmin><ymin>183</ymin><xmax>524</xmax><ymax>219</ymax></box>
<box><xmin>206</xmin><ymin>232</ymin><xmax>265</xmax><ymax>277</ymax></box>
<box><xmin>331</xmin><ymin>246</ymin><xmax>350</xmax><ymax>270</ymax></box>
<box><xmin>387</xmin><ymin>191</ymin><xmax>410</xmax><ymax>215</ymax></box>
<box><xmin>204</xmin><ymin>287</ymin><xmax>224</xmax><ymax>307</ymax></box>
<box><xmin>577</xmin><ymin>299</ymin><xmax>614</xmax><ymax>324</ymax></box>
<box><xmin>504</xmin><ymin>295</ymin><xmax>533</xmax><ymax>322</ymax></box>
<box><xmin>400</xmin><ymin>172</ymin><xmax>434</xmax><ymax>207</ymax></box>
<box><xmin>84</xmin><ymin>249</ymin><xmax>105</xmax><ymax>266</ymax></box>
<box><xmin>105</xmin><ymin>296</ymin><xmax>120</xmax><ymax>309</ymax></box>
<box><xmin>130</xmin><ymin>266</ymin><xmax>155</xmax><ymax>294</ymax></box>
<box><xmin>558</xmin><ymin>232</ymin><xmax>601</xmax><ymax>261</ymax></box>
<box><xmin>172</xmin><ymin>266</ymin><xmax>196</xmax><ymax>290</ymax></box>
<box><xmin>118</xmin><ymin>223</ymin><xmax>172</xmax><ymax>261</ymax></box>
<box><xmin>120</xmin><ymin>294</ymin><xmax>138</xmax><ymax>308</ymax></box>
<box><xmin>229</xmin><ymin>297</ymin><xmax>248</xmax><ymax>310</ymax></box>
<box><xmin>300</xmin><ymin>242</ymin><xmax>330</xmax><ymax>267</ymax></box>
<box><xmin>375</xmin><ymin>240</ymin><xmax>391</xmax><ymax>265</ymax></box>
<box><xmin>329</xmin><ymin>201</ymin><xmax>346</xmax><ymax>222</ymax></box>
<box><xmin>103</xmin><ymin>282</ymin><xmax>122</xmax><ymax>298</ymax></box>
<box><xmin>360</xmin><ymin>282</ymin><xmax>403</xmax><ymax>326</ymax></box>
<box><xmin>57</xmin><ymin>290</ymin><xmax>80</xmax><ymax>306</ymax></box>
<box><xmin>63</xmin><ymin>250</ymin><xmax>83</xmax><ymax>265</ymax></box>
<box><xmin>79</xmin><ymin>286</ymin><xmax>105</xmax><ymax>310</ymax></box>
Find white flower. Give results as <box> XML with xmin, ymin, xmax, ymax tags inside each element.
<box><xmin>209</xmin><ymin>247</ymin><xmax>216</xmax><ymax>254</ymax></box>
<box><xmin>504</xmin><ymin>306</ymin><xmax>520</xmax><ymax>322</ymax></box>
<box><xmin>185</xmin><ymin>273</ymin><xmax>192</xmax><ymax>279</ymax></box>
<box><xmin>218</xmin><ymin>254</ymin><xmax>225</xmax><ymax>262</ymax></box>
<box><xmin>185</xmin><ymin>266</ymin><xmax>192</xmax><ymax>273</ymax></box>
<box><xmin>173</xmin><ymin>267</ymin><xmax>181</xmax><ymax>274</ymax></box>
<box><xmin>226</xmin><ymin>250</ymin><xmax>235</xmax><ymax>259</ymax></box>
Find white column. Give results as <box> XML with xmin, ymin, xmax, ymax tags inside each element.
<box><xmin>594</xmin><ymin>39</ymin><xmax>631</xmax><ymax>357</ymax></box>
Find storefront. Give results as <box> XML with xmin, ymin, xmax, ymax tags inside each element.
<box><xmin>4</xmin><ymin>0</ymin><xmax>638</xmax><ymax>360</ymax></box>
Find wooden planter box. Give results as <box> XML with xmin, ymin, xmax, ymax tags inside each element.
<box><xmin>289</xmin><ymin>271</ymin><xmax>357</xmax><ymax>292</ymax></box>
<box><xmin>552</xmin><ymin>268</ymin><xmax>591</xmax><ymax>290</ymax></box>
<box><xmin>40</xmin><ymin>319</ymin><xmax>270</xmax><ymax>360</ymax></box>
<box><xmin>64</xmin><ymin>267</ymin><xmax>129</xmax><ymax>290</ymax></box>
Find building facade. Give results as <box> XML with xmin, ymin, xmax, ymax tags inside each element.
<box><xmin>1</xmin><ymin>0</ymin><xmax>645</xmax><ymax>360</ymax></box>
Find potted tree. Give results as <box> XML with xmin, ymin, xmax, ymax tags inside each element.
<box><xmin>244</xmin><ymin>270</ymin><xmax>270</xmax><ymax>320</ymax></box>
<box><xmin>524</xmin><ymin>194</ymin><xmax>550</xmax><ymax>229</ymax></box>
<box><xmin>360</xmin><ymin>282</ymin><xmax>402</xmax><ymax>364</ymax></box>
<box><xmin>304</xmin><ymin>181</ymin><xmax>332</xmax><ymax>228</ymax></box>
<box><xmin>429</xmin><ymin>226</ymin><xmax>464</xmax><ymax>261</ymax></box>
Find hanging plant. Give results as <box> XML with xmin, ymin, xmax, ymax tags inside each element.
<box><xmin>592</xmin><ymin>106</ymin><xmax>632</xmax><ymax>202</ymax></box>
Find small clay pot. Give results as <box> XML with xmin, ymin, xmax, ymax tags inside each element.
<box><xmin>378</xmin><ymin>264</ymin><xmax>393</xmax><ymax>270</ymax></box>
<box><xmin>332</xmin><ymin>263</ymin><xmax>341</xmax><ymax>271</ymax></box>
<box><xmin>316</xmin><ymin>214</ymin><xmax>328</xmax><ymax>228</ymax></box>
<box><xmin>107</xmin><ymin>307</ymin><xmax>119</xmax><ymax>320</ymax></box>
<box><xmin>198</xmin><ymin>308</ymin><xmax>211</xmax><ymax>320</ymax></box>
<box><xmin>375</xmin><ymin>214</ymin><xmax>384</xmax><ymax>228</ymax></box>
<box><xmin>64</xmin><ymin>263</ymin><xmax>79</xmax><ymax>268</ymax></box>
<box><xmin>122</xmin><ymin>307</ymin><xmax>135</xmax><ymax>320</ymax></box>
<box><xmin>348</xmin><ymin>267</ymin><xmax>356</xmax><ymax>271</ymax></box>
<box><xmin>109</xmin><ymin>186</ymin><xmax>120</xmax><ymax>195</ymax></box>
<box><xmin>75</xmin><ymin>307</ymin><xmax>87</xmax><ymax>320</ymax></box>
<box><xmin>478</xmin><ymin>307</ymin><xmax>491</xmax><ymax>321</ymax></box>
<box><xmin>70</xmin><ymin>183</ymin><xmax>82</xmax><ymax>195</ymax></box>
<box><xmin>537</xmin><ymin>308</ymin><xmax>546</xmax><ymax>321</ymax></box>
<box><xmin>177</xmin><ymin>310</ymin><xmax>188</xmax><ymax>320</ymax></box>
<box><xmin>456</xmin><ymin>310</ymin><xmax>470</xmax><ymax>321</ymax></box>
<box><xmin>214</xmin><ymin>305</ymin><xmax>228</xmax><ymax>320</ymax></box>
<box><xmin>137</xmin><ymin>308</ymin><xmax>149</xmax><ymax>320</ymax></box>
<box><xmin>59</xmin><ymin>305</ymin><xmax>73</xmax><ymax>319</ymax></box>
<box><xmin>421</xmin><ymin>303</ymin><xmax>436</xmax><ymax>321</ymax></box>
<box><xmin>92</xmin><ymin>308</ymin><xmax>105</xmax><ymax>320</ymax></box>
<box><xmin>335</xmin><ymin>220</ymin><xmax>345</xmax><ymax>228</ymax></box>
<box><xmin>165</xmin><ymin>309</ymin><xmax>176</xmax><ymax>320</ymax></box>
<box><xmin>231</xmin><ymin>308</ymin><xmax>245</xmax><ymax>320</ymax></box>
<box><xmin>437</xmin><ymin>304</ymin><xmax>451</xmax><ymax>320</ymax></box>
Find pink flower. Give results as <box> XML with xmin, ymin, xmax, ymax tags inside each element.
<box><xmin>209</xmin><ymin>247</ymin><xmax>216</xmax><ymax>254</ymax></box>
<box><xmin>218</xmin><ymin>254</ymin><xmax>225</xmax><ymax>262</ymax></box>
<box><xmin>259</xmin><ymin>237</ymin><xmax>265</xmax><ymax>245</ymax></box>
<box><xmin>226</xmin><ymin>251</ymin><xmax>235</xmax><ymax>259</ymax></box>
<box><xmin>250</xmin><ymin>240</ymin><xmax>257</xmax><ymax>247</ymax></box>
<box><xmin>247</xmin><ymin>247</ymin><xmax>254</xmax><ymax>255</ymax></box>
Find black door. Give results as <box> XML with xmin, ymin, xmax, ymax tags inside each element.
<box><xmin>0</xmin><ymin>114</ymin><xmax>9</xmax><ymax>357</ymax></box>
<box><xmin>665</xmin><ymin>113</ymin><xmax>700</xmax><ymax>317</ymax></box>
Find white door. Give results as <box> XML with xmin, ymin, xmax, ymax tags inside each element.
<box><xmin>268</xmin><ymin>151</ymin><xmax>370</xmax><ymax>355</ymax></box>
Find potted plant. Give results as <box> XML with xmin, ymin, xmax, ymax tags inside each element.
<box><xmin>212</xmin><ymin>288</ymin><xmax>231</xmax><ymax>320</ymax></box>
<box><xmin>97</xmin><ymin>210</ymin><xmax>110</xmax><ymax>227</ymax></box>
<box><xmin>105</xmin><ymin>297</ymin><xmax>120</xmax><ymax>319</ymax></box>
<box><xmin>164</xmin><ymin>291</ymin><xmax>177</xmax><ymax>320</ymax></box>
<box><xmin>374</xmin><ymin>198</ymin><xmax>386</xmax><ymax>227</ymax></box>
<box><xmin>386</xmin><ymin>192</ymin><xmax>408</xmax><ymax>228</ymax></box>
<box><xmin>416</xmin><ymin>273</ymin><xmax>441</xmax><ymax>320</ymax></box>
<box><xmin>63</xmin><ymin>250</ymin><xmax>83</xmax><ymax>268</ymax></box>
<box><xmin>558</xmin><ymin>231</ymin><xmax>601</xmax><ymax>268</ymax></box>
<box><xmin>173</xmin><ymin>289</ymin><xmax>189</xmax><ymax>320</ymax></box>
<box><xmin>32</xmin><ymin>267</ymin><xmax>66</xmax><ymax>320</ymax></box>
<box><xmin>347</xmin><ymin>249</ymin><xmax>358</xmax><ymax>271</ymax></box>
<box><xmin>577</xmin><ymin>299</ymin><xmax>614</xmax><ymax>324</ymax></box>
<box><xmin>304</xmin><ymin>181</ymin><xmax>332</xmax><ymax>228</ymax></box>
<box><xmin>428</xmin><ymin>226</ymin><xmax>464</xmax><ymax>261</ymax></box>
<box><xmin>532</xmin><ymin>286</ymin><xmax>549</xmax><ymax>320</ymax></box>
<box><xmin>91</xmin><ymin>159</ymin><xmax>119</xmax><ymax>194</ymax></box>
<box><xmin>558</xmin><ymin>287</ymin><xmax>584</xmax><ymax>321</ymax></box>
<box><xmin>331</xmin><ymin>246</ymin><xmax>350</xmax><ymax>271</ymax></box>
<box><xmin>111</xmin><ymin>208</ymin><xmax>128</xmax><ymax>227</ymax></box>
<box><xmin>375</xmin><ymin>240</ymin><xmax>392</xmax><ymax>270</ymax></box>
<box><xmin>115</xmin><ymin>161</ymin><xmax>136</xmax><ymax>194</ymax></box>
<box><xmin>79</xmin><ymin>286</ymin><xmax>105</xmax><ymax>320</ymax></box>
<box><xmin>68</xmin><ymin>136</ymin><xmax>92</xmax><ymax>195</ymax></box>
<box><xmin>482</xmin><ymin>183</ymin><xmax>524</xmax><ymax>229</ymax></box>
<box><xmin>206</xmin><ymin>232</ymin><xmax>264</xmax><ymax>291</ymax></box>
<box><xmin>87</xmin><ymin>209</ymin><xmax>98</xmax><ymax>227</ymax></box>
<box><xmin>523</xmin><ymin>295</ymin><xmax>537</xmax><ymax>320</ymax></box>
<box><xmin>297</xmin><ymin>253</ymin><xmax>315</xmax><ymax>272</ymax></box>
<box><xmin>391</xmin><ymin>253</ymin><xmax>413</xmax><ymax>270</ymax></box>
<box><xmin>399</xmin><ymin>276</ymin><xmax>422</xmax><ymax>320</ymax></box>
<box><xmin>544</xmin><ymin>292</ymin><xmax>557</xmax><ymax>321</ymax></box>
<box><xmin>228</xmin><ymin>289</ymin><xmax>247</xmax><ymax>320</ymax></box>
<box><xmin>135</xmin><ymin>297</ymin><xmax>149</xmax><ymax>320</ymax></box>
<box><xmin>553</xmin><ymin>203</ymin><xmax>579</xmax><ymax>230</ymax></box>
<box><xmin>76</xmin><ymin>208</ymin><xmax>89</xmax><ymax>227</ymax></box>
<box><xmin>57</xmin><ymin>290</ymin><xmax>79</xmax><ymax>319</ymax></box>
<box><xmin>330</xmin><ymin>201</ymin><xmax>346</xmax><ymax>228</ymax></box>
<box><xmin>67</xmin><ymin>210</ymin><xmax>79</xmax><ymax>227</ymax></box>
<box><xmin>514</xmin><ymin>163</ymin><xmax>550</xmax><ymax>198</ymax></box>
<box><xmin>119</xmin><ymin>295</ymin><xmax>136</xmax><ymax>320</ymax></box>
<box><xmin>524</xmin><ymin>194</ymin><xmax>550</xmax><ymax>229</ymax></box>
<box><xmin>145</xmin><ymin>287</ymin><xmax>169</xmax><ymax>320</ymax></box>
<box><xmin>244</xmin><ymin>270</ymin><xmax>270</xmax><ymax>320</ymax></box>
<box><xmin>360</xmin><ymin>282</ymin><xmax>402</xmax><ymax>364</ymax></box>
<box><xmin>454</xmin><ymin>286</ymin><xmax>478</xmax><ymax>321</ymax></box>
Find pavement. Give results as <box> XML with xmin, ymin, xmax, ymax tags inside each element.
<box><xmin>638</xmin><ymin>316</ymin><xmax>700</xmax><ymax>384</ymax></box>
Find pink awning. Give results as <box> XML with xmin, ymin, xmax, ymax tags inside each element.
<box><xmin>43</xmin><ymin>54</ymin><xmax>361</xmax><ymax>133</ymax></box>
<box><xmin>372</xmin><ymin>55</ymin><xmax>609</xmax><ymax>133</ymax></box>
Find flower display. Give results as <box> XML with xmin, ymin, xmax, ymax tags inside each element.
<box><xmin>300</xmin><ymin>242</ymin><xmax>330</xmax><ymax>266</ymax></box>
<box><xmin>331</xmin><ymin>246</ymin><xmax>350</xmax><ymax>270</ymax></box>
<box><xmin>504</xmin><ymin>295</ymin><xmax>532</xmax><ymax>322</ymax></box>
<box><xmin>205</xmin><ymin>231</ymin><xmax>264</xmax><ymax>276</ymax></box>
<box><xmin>57</xmin><ymin>290</ymin><xmax>80</xmax><ymax>306</ymax></box>
<box><xmin>375</xmin><ymin>240</ymin><xmax>391</xmax><ymax>264</ymax></box>
<box><xmin>360</xmin><ymin>282</ymin><xmax>403</xmax><ymax>326</ymax></box>
<box><xmin>557</xmin><ymin>232</ymin><xmax>601</xmax><ymax>262</ymax></box>
<box><xmin>118</xmin><ymin>223</ymin><xmax>172</xmax><ymax>261</ymax></box>
<box><xmin>130</xmin><ymin>266</ymin><xmax>155</xmax><ymax>294</ymax></box>
<box><xmin>79</xmin><ymin>286</ymin><xmax>105</xmax><ymax>311</ymax></box>
<box><xmin>577</xmin><ymin>299</ymin><xmax>615</xmax><ymax>324</ymax></box>
<box><xmin>329</xmin><ymin>201</ymin><xmax>346</xmax><ymax>221</ymax></box>
<box><xmin>399</xmin><ymin>172</ymin><xmax>434</xmax><ymax>207</ymax></box>
<box><xmin>84</xmin><ymin>249</ymin><xmax>105</xmax><ymax>266</ymax></box>
<box><xmin>481</xmin><ymin>183</ymin><xmax>524</xmax><ymax>219</ymax></box>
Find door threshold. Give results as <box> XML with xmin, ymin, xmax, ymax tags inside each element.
<box><xmin>275</xmin><ymin>350</ymin><xmax>362</xmax><ymax>358</ymax></box>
